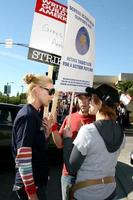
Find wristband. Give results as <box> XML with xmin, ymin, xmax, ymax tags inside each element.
<box><xmin>52</xmin><ymin>123</ymin><xmax>58</xmax><ymax>132</ymax></box>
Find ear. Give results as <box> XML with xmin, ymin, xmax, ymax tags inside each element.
<box><xmin>33</xmin><ymin>86</ymin><xmax>40</xmax><ymax>96</ymax></box>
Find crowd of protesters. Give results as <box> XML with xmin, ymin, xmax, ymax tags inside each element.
<box><xmin>11</xmin><ymin>73</ymin><xmax>131</xmax><ymax>200</ymax></box>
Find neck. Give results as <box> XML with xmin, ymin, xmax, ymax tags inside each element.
<box><xmin>29</xmin><ymin>100</ymin><xmax>41</xmax><ymax>111</ymax></box>
<box><xmin>96</xmin><ymin>111</ymin><xmax>110</xmax><ymax>121</ymax></box>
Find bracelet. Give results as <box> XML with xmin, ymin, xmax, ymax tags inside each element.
<box><xmin>52</xmin><ymin>123</ymin><xmax>58</xmax><ymax>132</ymax></box>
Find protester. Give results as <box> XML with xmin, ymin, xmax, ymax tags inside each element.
<box><xmin>117</xmin><ymin>102</ymin><xmax>127</xmax><ymax>129</ymax></box>
<box><xmin>52</xmin><ymin>92</ymin><xmax>95</xmax><ymax>200</ymax></box>
<box><xmin>12</xmin><ymin>74</ymin><xmax>55</xmax><ymax>200</ymax></box>
<box><xmin>63</xmin><ymin>84</ymin><xmax>125</xmax><ymax>200</ymax></box>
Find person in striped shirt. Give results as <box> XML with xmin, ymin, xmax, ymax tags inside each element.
<box><xmin>12</xmin><ymin>74</ymin><xmax>55</xmax><ymax>200</ymax></box>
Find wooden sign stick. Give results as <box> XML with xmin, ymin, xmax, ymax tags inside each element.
<box><xmin>67</xmin><ymin>91</ymin><xmax>75</xmax><ymax>127</ymax></box>
<box><xmin>43</xmin><ymin>65</ymin><xmax>54</xmax><ymax>118</ymax></box>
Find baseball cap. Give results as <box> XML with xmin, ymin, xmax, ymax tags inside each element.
<box><xmin>85</xmin><ymin>84</ymin><xmax>120</xmax><ymax>106</ymax></box>
<box><xmin>75</xmin><ymin>92</ymin><xmax>90</xmax><ymax>97</ymax></box>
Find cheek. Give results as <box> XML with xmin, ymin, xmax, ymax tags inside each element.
<box><xmin>90</xmin><ymin>104</ymin><xmax>98</xmax><ymax>114</ymax></box>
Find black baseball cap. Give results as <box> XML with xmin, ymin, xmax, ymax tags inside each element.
<box><xmin>85</xmin><ymin>84</ymin><xmax>119</xmax><ymax>106</ymax></box>
<box><xmin>75</xmin><ymin>92</ymin><xmax>90</xmax><ymax>97</ymax></box>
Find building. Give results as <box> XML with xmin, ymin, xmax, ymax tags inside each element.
<box><xmin>94</xmin><ymin>73</ymin><xmax>133</xmax><ymax>86</ymax></box>
<box><xmin>94</xmin><ymin>73</ymin><xmax>133</xmax><ymax>122</ymax></box>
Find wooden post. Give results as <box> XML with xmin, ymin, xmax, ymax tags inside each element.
<box><xmin>44</xmin><ymin>65</ymin><xmax>59</xmax><ymax>118</ymax></box>
<box><xmin>67</xmin><ymin>91</ymin><xmax>75</xmax><ymax>126</ymax></box>
<box><xmin>51</xmin><ymin>90</ymin><xmax>59</xmax><ymax>116</ymax></box>
<box><xmin>43</xmin><ymin>65</ymin><xmax>54</xmax><ymax>117</ymax></box>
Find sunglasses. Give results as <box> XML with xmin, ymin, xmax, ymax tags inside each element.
<box><xmin>40</xmin><ymin>86</ymin><xmax>55</xmax><ymax>96</ymax></box>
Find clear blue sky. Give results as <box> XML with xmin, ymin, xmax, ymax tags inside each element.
<box><xmin>0</xmin><ymin>0</ymin><xmax>133</xmax><ymax>96</ymax></box>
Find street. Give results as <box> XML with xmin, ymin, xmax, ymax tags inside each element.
<box><xmin>0</xmin><ymin>135</ymin><xmax>133</xmax><ymax>200</ymax></box>
<box><xmin>0</xmin><ymin>163</ymin><xmax>62</xmax><ymax>200</ymax></box>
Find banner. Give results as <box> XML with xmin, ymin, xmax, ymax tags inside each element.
<box><xmin>120</xmin><ymin>93</ymin><xmax>132</xmax><ymax>105</ymax></box>
<box><xmin>56</xmin><ymin>0</ymin><xmax>95</xmax><ymax>92</ymax></box>
<box><xmin>28</xmin><ymin>0</ymin><xmax>67</xmax><ymax>67</ymax></box>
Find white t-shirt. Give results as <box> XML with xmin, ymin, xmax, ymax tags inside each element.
<box><xmin>73</xmin><ymin>123</ymin><xmax>125</xmax><ymax>200</ymax></box>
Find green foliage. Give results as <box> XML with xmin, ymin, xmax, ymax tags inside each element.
<box><xmin>116</xmin><ymin>81</ymin><xmax>133</xmax><ymax>97</ymax></box>
<box><xmin>0</xmin><ymin>94</ymin><xmax>8</xmax><ymax>103</ymax></box>
<box><xmin>128</xmin><ymin>86</ymin><xmax>133</xmax><ymax>97</ymax></box>
<box><xmin>0</xmin><ymin>92</ymin><xmax>27</xmax><ymax>105</ymax></box>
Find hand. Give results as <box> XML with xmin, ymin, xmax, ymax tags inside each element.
<box><xmin>42</xmin><ymin>116</ymin><xmax>53</xmax><ymax>138</ymax></box>
<box><xmin>63</xmin><ymin>125</ymin><xmax>72</xmax><ymax>138</ymax></box>
<box><xmin>28</xmin><ymin>193</ymin><xmax>39</xmax><ymax>200</ymax></box>
<box><xmin>49</xmin><ymin>111</ymin><xmax>57</xmax><ymax>125</ymax></box>
<box><xmin>42</xmin><ymin>112</ymin><xmax>58</xmax><ymax>137</ymax></box>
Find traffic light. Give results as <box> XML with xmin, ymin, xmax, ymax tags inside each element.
<box><xmin>4</xmin><ymin>85</ymin><xmax>11</xmax><ymax>95</ymax></box>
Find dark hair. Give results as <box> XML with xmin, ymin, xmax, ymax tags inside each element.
<box><xmin>86</xmin><ymin>84</ymin><xmax>119</xmax><ymax>107</ymax></box>
<box><xmin>92</xmin><ymin>94</ymin><xmax>117</xmax><ymax>120</ymax></box>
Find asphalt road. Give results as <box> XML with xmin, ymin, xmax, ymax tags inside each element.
<box><xmin>0</xmin><ymin>133</ymin><xmax>132</xmax><ymax>200</ymax></box>
<box><xmin>0</xmin><ymin>163</ymin><xmax>62</xmax><ymax>200</ymax></box>
<box><xmin>0</xmin><ymin>164</ymin><xmax>128</xmax><ymax>200</ymax></box>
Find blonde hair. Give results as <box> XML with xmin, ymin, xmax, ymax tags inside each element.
<box><xmin>23</xmin><ymin>74</ymin><xmax>52</xmax><ymax>103</ymax></box>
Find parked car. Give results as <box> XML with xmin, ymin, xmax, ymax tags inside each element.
<box><xmin>0</xmin><ymin>103</ymin><xmax>22</xmax><ymax>164</ymax></box>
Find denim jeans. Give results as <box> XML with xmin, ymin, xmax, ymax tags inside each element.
<box><xmin>61</xmin><ymin>175</ymin><xmax>76</xmax><ymax>200</ymax></box>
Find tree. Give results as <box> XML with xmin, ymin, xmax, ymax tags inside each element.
<box><xmin>116</xmin><ymin>80</ymin><xmax>133</xmax><ymax>97</ymax></box>
<box><xmin>0</xmin><ymin>93</ymin><xmax>26</xmax><ymax>104</ymax></box>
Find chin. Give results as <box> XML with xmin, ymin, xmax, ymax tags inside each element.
<box><xmin>42</xmin><ymin>102</ymin><xmax>48</xmax><ymax>107</ymax></box>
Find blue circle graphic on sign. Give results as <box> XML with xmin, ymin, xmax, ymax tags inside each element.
<box><xmin>75</xmin><ymin>26</ymin><xmax>90</xmax><ymax>55</ymax></box>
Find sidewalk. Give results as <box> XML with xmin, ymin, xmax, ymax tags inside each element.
<box><xmin>116</xmin><ymin>124</ymin><xmax>133</xmax><ymax>200</ymax></box>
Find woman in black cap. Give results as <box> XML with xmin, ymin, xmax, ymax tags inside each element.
<box><xmin>63</xmin><ymin>84</ymin><xmax>125</xmax><ymax>200</ymax></box>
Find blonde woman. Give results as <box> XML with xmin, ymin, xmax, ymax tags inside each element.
<box><xmin>63</xmin><ymin>84</ymin><xmax>125</xmax><ymax>200</ymax></box>
<box><xmin>12</xmin><ymin>74</ymin><xmax>55</xmax><ymax>200</ymax></box>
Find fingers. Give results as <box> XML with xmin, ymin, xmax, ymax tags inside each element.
<box><xmin>63</xmin><ymin>125</ymin><xmax>72</xmax><ymax>138</ymax></box>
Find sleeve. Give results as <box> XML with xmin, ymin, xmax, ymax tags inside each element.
<box><xmin>15</xmin><ymin>115</ymin><xmax>37</xmax><ymax>196</ymax></box>
<box><xmin>63</xmin><ymin>138</ymin><xmax>85</xmax><ymax>174</ymax></box>
<box><xmin>73</xmin><ymin>125</ymin><xmax>92</xmax><ymax>156</ymax></box>
<box><xmin>16</xmin><ymin>147</ymin><xmax>36</xmax><ymax>195</ymax></box>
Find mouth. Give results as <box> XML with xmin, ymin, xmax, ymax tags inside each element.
<box><xmin>81</xmin><ymin>106</ymin><xmax>87</xmax><ymax>109</ymax></box>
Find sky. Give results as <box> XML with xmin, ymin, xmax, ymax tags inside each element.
<box><xmin>0</xmin><ymin>0</ymin><xmax>133</xmax><ymax>96</ymax></box>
